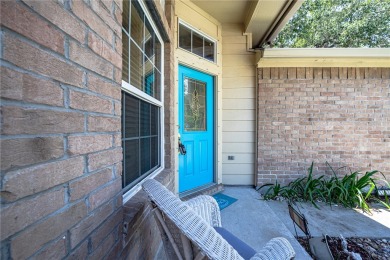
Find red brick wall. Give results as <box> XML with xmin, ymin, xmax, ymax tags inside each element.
<box><xmin>257</xmin><ymin>67</ymin><xmax>390</xmax><ymax>186</ymax></box>
<box><xmin>1</xmin><ymin>0</ymin><xmax>123</xmax><ymax>258</ymax></box>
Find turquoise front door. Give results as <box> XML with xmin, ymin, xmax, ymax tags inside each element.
<box><xmin>178</xmin><ymin>65</ymin><xmax>214</xmax><ymax>192</ymax></box>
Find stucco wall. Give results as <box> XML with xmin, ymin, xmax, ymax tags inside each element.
<box><xmin>257</xmin><ymin>67</ymin><xmax>390</xmax><ymax>186</ymax></box>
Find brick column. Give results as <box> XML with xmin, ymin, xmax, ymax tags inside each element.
<box><xmin>1</xmin><ymin>0</ymin><xmax>123</xmax><ymax>258</ymax></box>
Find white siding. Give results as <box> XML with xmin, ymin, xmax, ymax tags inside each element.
<box><xmin>222</xmin><ymin>24</ymin><xmax>256</xmax><ymax>185</ymax></box>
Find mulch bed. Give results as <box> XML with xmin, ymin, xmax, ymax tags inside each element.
<box><xmin>297</xmin><ymin>236</ymin><xmax>390</xmax><ymax>260</ymax></box>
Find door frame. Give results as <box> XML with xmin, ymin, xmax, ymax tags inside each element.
<box><xmin>174</xmin><ymin>62</ymin><xmax>221</xmax><ymax>195</ymax></box>
<box><xmin>177</xmin><ymin>65</ymin><xmax>216</xmax><ymax>193</ymax></box>
<box><xmin>173</xmin><ymin>13</ymin><xmax>223</xmax><ymax>195</ymax></box>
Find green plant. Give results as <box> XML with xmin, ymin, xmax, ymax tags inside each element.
<box><xmin>259</xmin><ymin>162</ymin><xmax>390</xmax><ymax>213</ymax></box>
<box><xmin>339</xmin><ymin>170</ymin><xmax>377</xmax><ymax>212</ymax></box>
<box><xmin>258</xmin><ymin>181</ymin><xmax>284</xmax><ymax>200</ymax></box>
<box><xmin>326</xmin><ymin>161</ymin><xmax>389</xmax><ymax>212</ymax></box>
<box><xmin>285</xmin><ymin>163</ymin><xmax>327</xmax><ymax>208</ymax></box>
<box><xmin>373</xmin><ymin>179</ymin><xmax>390</xmax><ymax>210</ymax></box>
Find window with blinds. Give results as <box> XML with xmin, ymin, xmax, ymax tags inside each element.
<box><xmin>121</xmin><ymin>0</ymin><xmax>163</xmax><ymax>194</ymax></box>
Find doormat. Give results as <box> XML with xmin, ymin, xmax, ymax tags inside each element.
<box><xmin>213</xmin><ymin>193</ymin><xmax>237</xmax><ymax>210</ymax></box>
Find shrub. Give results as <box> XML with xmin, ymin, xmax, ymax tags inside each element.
<box><xmin>258</xmin><ymin>162</ymin><xmax>390</xmax><ymax>213</ymax></box>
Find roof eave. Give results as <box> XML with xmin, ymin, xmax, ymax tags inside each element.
<box><xmin>245</xmin><ymin>0</ymin><xmax>304</xmax><ymax>49</ymax></box>
<box><xmin>257</xmin><ymin>48</ymin><xmax>390</xmax><ymax>67</ymax></box>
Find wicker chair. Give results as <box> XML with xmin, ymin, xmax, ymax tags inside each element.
<box><xmin>142</xmin><ymin>179</ymin><xmax>295</xmax><ymax>260</ymax></box>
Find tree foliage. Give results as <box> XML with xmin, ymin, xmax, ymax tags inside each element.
<box><xmin>272</xmin><ymin>0</ymin><xmax>390</xmax><ymax>48</ymax></box>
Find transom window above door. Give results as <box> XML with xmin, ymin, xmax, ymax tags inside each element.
<box><xmin>178</xmin><ymin>21</ymin><xmax>216</xmax><ymax>62</ymax></box>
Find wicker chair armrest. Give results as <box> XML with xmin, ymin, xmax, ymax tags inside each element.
<box><xmin>250</xmin><ymin>237</ymin><xmax>295</xmax><ymax>260</ymax></box>
<box><xmin>143</xmin><ymin>180</ymin><xmax>243</xmax><ymax>259</ymax></box>
<box><xmin>142</xmin><ymin>180</ymin><xmax>294</xmax><ymax>260</ymax></box>
<box><xmin>185</xmin><ymin>195</ymin><xmax>222</xmax><ymax>227</ymax></box>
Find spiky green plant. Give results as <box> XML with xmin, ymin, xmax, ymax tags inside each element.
<box><xmin>259</xmin><ymin>162</ymin><xmax>389</xmax><ymax>213</ymax></box>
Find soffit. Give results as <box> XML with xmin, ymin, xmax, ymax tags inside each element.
<box><xmin>190</xmin><ymin>0</ymin><xmax>253</xmax><ymax>24</ymax></box>
<box><xmin>191</xmin><ymin>0</ymin><xmax>303</xmax><ymax>48</ymax></box>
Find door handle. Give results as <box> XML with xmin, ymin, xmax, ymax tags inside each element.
<box><xmin>179</xmin><ymin>142</ymin><xmax>186</xmax><ymax>155</ymax></box>
<box><xmin>178</xmin><ymin>137</ymin><xmax>186</xmax><ymax>155</ymax></box>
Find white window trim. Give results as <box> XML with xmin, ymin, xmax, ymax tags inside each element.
<box><xmin>160</xmin><ymin>0</ymin><xmax>165</xmax><ymax>11</ymax></box>
<box><xmin>122</xmin><ymin>0</ymin><xmax>165</xmax><ymax>203</ymax></box>
<box><xmin>122</xmin><ymin>80</ymin><xmax>163</xmax><ymax>108</ymax></box>
<box><xmin>178</xmin><ymin>19</ymin><xmax>217</xmax><ymax>63</ymax></box>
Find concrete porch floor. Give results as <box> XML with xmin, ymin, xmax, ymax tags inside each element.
<box><xmin>221</xmin><ymin>186</ymin><xmax>390</xmax><ymax>259</ymax></box>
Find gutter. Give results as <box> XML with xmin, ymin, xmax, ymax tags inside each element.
<box><xmin>257</xmin><ymin>0</ymin><xmax>302</xmax><ymax>48</ymax></box>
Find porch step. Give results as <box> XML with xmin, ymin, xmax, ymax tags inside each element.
<box><xmin>180</xmin><ymin>183</ymin><xmax>224</xmax><ymax>201</ymax></box>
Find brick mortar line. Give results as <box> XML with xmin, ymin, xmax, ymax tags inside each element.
<box><xmin>69</xmin><ymin>38</ymin><xmax>122</xmax><ymax>71</ymax></box>
<box><xmin>0</xmin><ymin>29</ymin><xmax>4</xmax><ymax>60</ymax></box>
<box><xmin>68</xmin><ymin>174</ymin><xmax>118</xmax><ymax>204</ymax></box>
<box><xmin>63</xmin><ymin>86</ymin><xmax>70</xmax><ymax>109</ymax></box>
<box><xmin>84</xmin><ymin>113</ymin><xmax>88</xmax><ymax>133</ymax></box>
<box><xmin>0</xmin><ymin>133</ymin><xmax>67</xmax><ymax>140</ymax></box>
<box><xmin>64</xmin><ymin>35</ymin><xmax>70</xmax><ymax>59</ymax></box>
<box><xmin>1</xmin><ymin>60</ymin><xmax>70</xmax><ymax>87</ymax></box>
<box><xmin>2</xmin><ymin>27</ymin><xmax>69</xmax><ymax>64</ymax></box>
<box><xmin>63</xmin><ymin>81</ymin><xmax>121</xmax><ymax>102</ymax></box>
<box><xmin>83</xmin><ymin>69</ymin><xmax>88</xmax><ymax>88</ymax></box>
<box><xmin>81</xmin><ymin>164</ymin><xmax>120</xmax><ymax>177</ymax></box>
<box><xmin>1</xmin><ymin>28</ymin><xmax>119</xmax><ymax>82</ymax></box>
<box><xmin>110</xmin><ymin>135</ymin><xmax>116</xmax><ymax>151</ymax></box>
<box><xmin>88</xmin><ymin>178</ymin><xmax>120</xmax><ymax>196</ymax></box>
<box><xmin>84</xmin><ymin>207</ymin><xmax>123</xmax><ymax>257</ymax></box>
<box><xmin>27</xmin><ymin>231</ymin><xmax>68</xmax><ymax>259</ymax></box>
<box><xmin>0</xmin><ymin>127</ymin><xmax>121</xmax><ymax>139</ymax></box>
<box><xmin>0</xmin><ymin>60</ymin><xmax>121</xmax><ymax>103</ymax></box>
<box><xmin>63</xmin><ymin>0</ymin><xmax>71</xmax><ymax>11</ymax></box>
<box><xmin>17</xmin><ymin>0</ymin><xmax>85</xmax><ymax>44</ymax></box>
<box><xmin>2</xmin><ymin>2</ymin><xmax>67</xmax><ymax>56</ymax></box>
<box><xmin>74</xmin><ymin>0</ymin><xmax>122</xmax><ymax>37</ymax></box>
<box><xmin>0</xmin><ymin>149</ymin><xmax>75</xmax><ymax>174</ymax></box>
<box><xmin>1</xmin><ymin>186</ymin><xmax>120</xmax><ymax>243</ymax></box>
<box><xmin>0</xmin><ymin>135</ymin><xmax>120</xmax><ymax>173</ymax></box>
<box><xmin>87</xmin><ymin>187</ymin><xmax>123</xmax><ymax>216</ymax></box>
<box><xmin>66</xmin><ymin>131</ymin><xmax>121</xmax><ymax>137</ymax></box>
<box><xmin>18</xmin><ymin>0</ymin><xmax>121</xmax><ymax>48</ymax></box>
<box><xmin>63</xmin><ymin>134</ymin><xmax>70</xmax><ymax>160</ymax></box>
<box><xmin>0</xmin><ymin>99</ymin><xmax>121</xmax><ymax>117</ymax></box>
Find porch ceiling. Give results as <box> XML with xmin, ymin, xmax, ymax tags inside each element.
<box><xmin>191</xmin><ymin>0</ymin><xmax>253</xmax><ymax>24</ymax></box>
<box><xmin>191</xmin><ymin>0</ymin><xmax>303</xmax><ymax>48</ymax></box>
